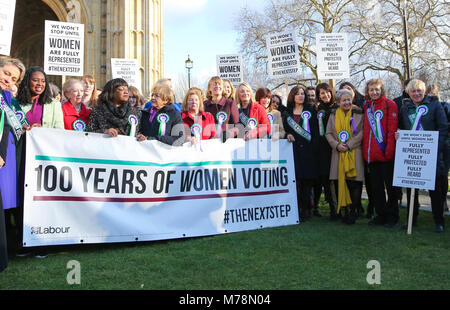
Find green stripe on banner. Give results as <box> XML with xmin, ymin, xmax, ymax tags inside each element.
<box><xmin>35</xmin><ymin>155</ymin><xmax>287</xmax><ymax>167</ymax></box>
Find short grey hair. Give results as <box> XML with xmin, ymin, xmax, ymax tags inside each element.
<box><xmin>335</xmin><ymin>89</ymin><xmax>354</xmax><ymax>103</ymax></box>
<box><xmin>62</xmin><ymin>78</ymin><xmax>84</xmax><ymax>98</ymax></box>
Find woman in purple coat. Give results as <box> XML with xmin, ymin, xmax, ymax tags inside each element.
<box><xmin>0</xmin><ymin>56</ymin><xmax>26</xmax><ymax>271</ymax></box>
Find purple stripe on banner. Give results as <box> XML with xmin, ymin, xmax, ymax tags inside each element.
<box><xmin>33</xmin><ymin>189</ymin><xmax>289</xmax><ymax>204</ymax></box>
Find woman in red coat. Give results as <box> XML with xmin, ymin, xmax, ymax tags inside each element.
<box><xmin>235</xmin><ymin>82</ymin><xmax>271</xmax><ymax>140</ymax></box>
<box><xmin>62</xmin><ymin>79</ymin><xmax>91</xmax><ymax>131</ymax></box>
<box><xmin>181</xmin><ymin>87</ymin><xmax>216</xmax><ymax>143</ymax></box>
<box><xmin>362</xmin><ymin>78</ymin><xmax>399</xmax><ymax>227</ymax></box>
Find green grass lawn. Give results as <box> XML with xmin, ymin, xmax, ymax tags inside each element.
<box><xmin>1</xmin><ymin>201</ymin><xmax>449</xmax><ymax>290</ymax></box>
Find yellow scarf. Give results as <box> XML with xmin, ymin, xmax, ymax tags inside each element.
<box><xmin>335</xmin><ymin>107</ymin><xmax>357</xmax><ymax>212</ymax></box>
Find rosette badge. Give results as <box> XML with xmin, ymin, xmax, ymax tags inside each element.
<box><xmin>128</xmin><ymin>115</ymin><xmax>139</xmax><ymax>137</ymax></box>
<box><xmin>190</xmin><ymin>123</ymin><xmax>203</xmax><ymax>137</ymax></box>
<box><xmin>15</xmin><ymin>111</ymin><xmax>26</xmax><ymax>124</ymax></box>
<box><xmin>247</xmin><ymin>117</ymin><xmax>258</xmax><ymax>129</ymax></box>
<box><xmin>301</xmin><ymin>111</ymin><xmax>311</xmax><ymax>133</ymax></box>
<box><xmin>215</xmin><ymin>111</ymin><xmax>228</xmax><ymax>138</ymax></box>
<box><xmin>338</xmin><ymin>130</ymin><xmax>350</xmax><ymax>143</ymax></box>
<box><xmin>411</xmin><ymin>105</ymin><xmax>428</xmax><ymax>131</ymax></box>
<box><xmin>72</xmin><ymin>119</ymin><xmax>86</xmax><ymax>131</ymax></box>
<box><xmin>157</xmin><ymin>113</ymin><xmax>170</xmax><ymax>136</ymax></box>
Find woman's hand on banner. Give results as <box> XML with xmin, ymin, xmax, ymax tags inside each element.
<box><xmin>287</xmin><ymin>134</ymin><xmax>295</xmax><ymax>142</ymax></box>
<box><xmin>136</xmin><ymin>134</ymin><xmax>147</xmax><ymax>142</ymax></box>
<box><xmin>104</xmin><ymin>128</ymin><xmax>118</xmax><ymax>137</ymax></box>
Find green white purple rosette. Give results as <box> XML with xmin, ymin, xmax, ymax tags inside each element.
<box><xmin>301</xmin><ymin>111</ymin><xmax>311</xmax><ymax>133</ymax></box>
<box><xmin>128</xmin><ymin>114</ymin><xmax>138</xmax><ymax>137</ymax></box>
<box><xmin>374</xmin><ymin>110</ymin><xmax>384</xmax><ymax>141</ymax></box>
<box><xmin>216</xmin><ymin>111</ymin><xmax>228</xmax><ymax>138</ymax></box>
<box><xmin>247</xmin><ymin>117</ymin><xmax>258</xmax><ymax>130</ymax></box>
<box><xmin>267</xmin><ymin>113</ymin><xmax>274</xmax><ymax>138</ymax></box>
<box><xmin>157</xmin><ymin>113</ymin><xmax>170</xmax><ymax>136</ymax></box>
<box><xmin>338</xmin><ymin>130</ymin><xmax>350</xmax><ymax>143</ymax></box>
<box><xmin>317</xmin><ymin>110</ymin><xmax>325</xmax><ymax>136</ymax></box>
<box><xmin>72</xmin><ymin>119</ymin><xmax>86</xmax><ymax>132</ymax></box>
<box><xmin>411</xmin><ymin>105</ymin><xmax>428</xmax><ymax>131</ymax></box>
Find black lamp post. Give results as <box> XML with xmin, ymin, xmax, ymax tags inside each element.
<box><xmin>401</xmin><ymin>0</ymin><xmax>411</xmax><ymax>80</ymax></box>
<box><xmin>185</xmin><ymin>55</ymin><xmax>193</xmax><ymax>88</ymax></box>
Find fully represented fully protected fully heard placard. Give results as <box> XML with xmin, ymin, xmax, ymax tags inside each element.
<box><xmin>393</xmin><ymin>130</ymin><xmax>439</xmax><ymax>190</ymax></box>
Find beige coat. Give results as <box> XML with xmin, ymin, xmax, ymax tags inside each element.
<box><xmin>268</xmin><ymin>109</ymin><xmax>285</xmax><ymax>140</ymax></box>
<box><xmin>326</xmin><ymin>106</ymin><xmax>364</xmax><ymax>181</ymax></box>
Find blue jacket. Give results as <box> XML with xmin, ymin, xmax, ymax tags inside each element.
<box><xmin>144</xmin><ymin>100</ymin><xmax>181</xmax><ymax>112</ymax></box>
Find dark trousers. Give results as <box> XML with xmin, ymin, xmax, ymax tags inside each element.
<box><xmin>406</xmin><ymin>175</ymin><xmax>446</xmax><ymax>226</ymax></box>
<box><xmin>364</xmin><ymin>161</ymin><xmax>374</xmax><ymax>216</ymax></box>
<box><xmin>313</xmin><ymin>175</ymin><xmax>333</xmax><ymax>208</ymax></box>
<box><xmin>297</xmin><ymin>179</ymin><xmax>315</xmax><ymax>220</ymax></box>
<box><xmin>331</xmin><ymin>180</ymin><xmax>363</xmax><ymax>213</ymax></box>
<box><xmin>368</xmin><ymin>161</ymin><xmax>399</xmax><ymax>224</ymax></box>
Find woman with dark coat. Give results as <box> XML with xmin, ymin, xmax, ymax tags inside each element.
<box><xmin>87</xmin><ymin>78</ymin><xmax>141</xmax><ymax>137</ymax></box>
<box><xmin>313</xmin><ymin>83</ymin><xmax>338</xmax><ymax>219</ymax></box>
<box><xmin>282</xmin><ymin>86</ymin><xmax>320</xmax><ymax>221</ymax></box>
<box><xmin>398</xmin><ymin>79</ymin><xmax>447</xmax><ymax>233</ymax></box>
<box><xmin>137</xmin><ymin>83</ymin><xmax>184</xmax><ymax>146</ymax></box>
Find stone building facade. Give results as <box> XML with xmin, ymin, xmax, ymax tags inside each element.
<box><xmin>11</xmin><ymin>0</ymin><xmax>163</xmax><ymax>97</ymax></box>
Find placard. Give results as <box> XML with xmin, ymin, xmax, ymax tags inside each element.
<box><xmin>393</xmin><ymin>130</ymin><xmax>439</xmax><ymax>190</ymax></box>
<box><xmin>0</xmin><ymin>0</ymin><xmax>16</xmax><ymax>56</ymax></box>
<box><xmin>266</xmin><ymin>30</ymin><xmax>301</xmax><ymax>79</ymax></box>
<box><xmin>316</xmin><ymin>33</ymin><xmax>350</xmax><ymax>79</ymax></box>
<box><xmin>44</xmin><ymin>20</ymin><xmax>84</xmax><ymax>76</ymax></box>
<box><xmin>216</xmin><ymin>54</ymin><xmax>243</xmax><ymax>86</ymax></box>
<box><xmin>111</xmin><ymin>58</ymin><xmax>142</xmax><ymax>93</ymax></box>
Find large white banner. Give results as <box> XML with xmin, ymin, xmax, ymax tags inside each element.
<box><xmin>266</xmin><ymin>30</ymin><xmax>301</xmax><ymax>80</ymax></box>
<box><xmin>0</xmin><ymin>0</ymin><xmax>16</xmax><ymax>56</ymax></box>
<box><xmin>44</xmin><ymin>20</ymin><xmax>84</xmax><ymax>76</ymax></box>
<box><xmin>316</xmin><ymin>33</ymin><xmax>350</xmax><ymax>80</ymax></box>
<box><xmin>23</xmin><ymin>128</ymin><xmax>299</xmax><ymax>247</ymax></box>
<box><xmin>393</xmin><ymin>130</ymin><xmax>439</xmax><ymax>190</ymax></box>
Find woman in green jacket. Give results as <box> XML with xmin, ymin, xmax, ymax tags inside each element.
<box><xmin>16</xmin><ymin>67</ymin><xmax>64</xmax><ymax>129</ymax></box>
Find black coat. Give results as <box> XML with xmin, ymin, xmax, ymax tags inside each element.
<box><xmin>282</xmin><ymin>104</ymin><xmax>320</xmax><ymax>180</ymax></box>
<box><xmin>316</xmin><ymin>102</ymin><xmax>337</xmax><ymax>176</ymax></box>
<box><xmin>139</xmin><ymin>104</ymin><xmax>185</xmax><ymax>146</ymax></box>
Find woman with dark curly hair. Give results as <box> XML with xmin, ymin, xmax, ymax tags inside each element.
<box><xmin>16</xmin><ymin>66</ymin><xmax>64</xmax><ymax>129</ymax></box>
<box><xmin>87</xmin><ymin>78</ymin><xmax>140</xmax><ymax>137</ymax></box>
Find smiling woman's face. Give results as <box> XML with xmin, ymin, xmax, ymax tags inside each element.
<box><xmin>30</xmin><ymin>71</ymin><xmax>46</xmax><ymax>97</ymax></box>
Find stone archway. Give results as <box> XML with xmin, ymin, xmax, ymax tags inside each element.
<box><xmin>10</xmin><ymin>0</ymin><xmax>90</xmax><ymax>86</ymax></box>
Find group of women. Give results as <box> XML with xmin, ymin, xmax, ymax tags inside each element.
<box><xmin>1</xmin><ymin>55</ymin><xmax>448</xmax><ymax>271</ymax></box>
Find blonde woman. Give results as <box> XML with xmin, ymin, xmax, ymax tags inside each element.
<box><xmin>235</xmin><ymin>82</ymin><xmax>270</xmax><ymax>140</ymax></box>
<box><xmin>223</xmin><ymin>79</ymin><xmax>235</xmax><ymax>100</ymax></box>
